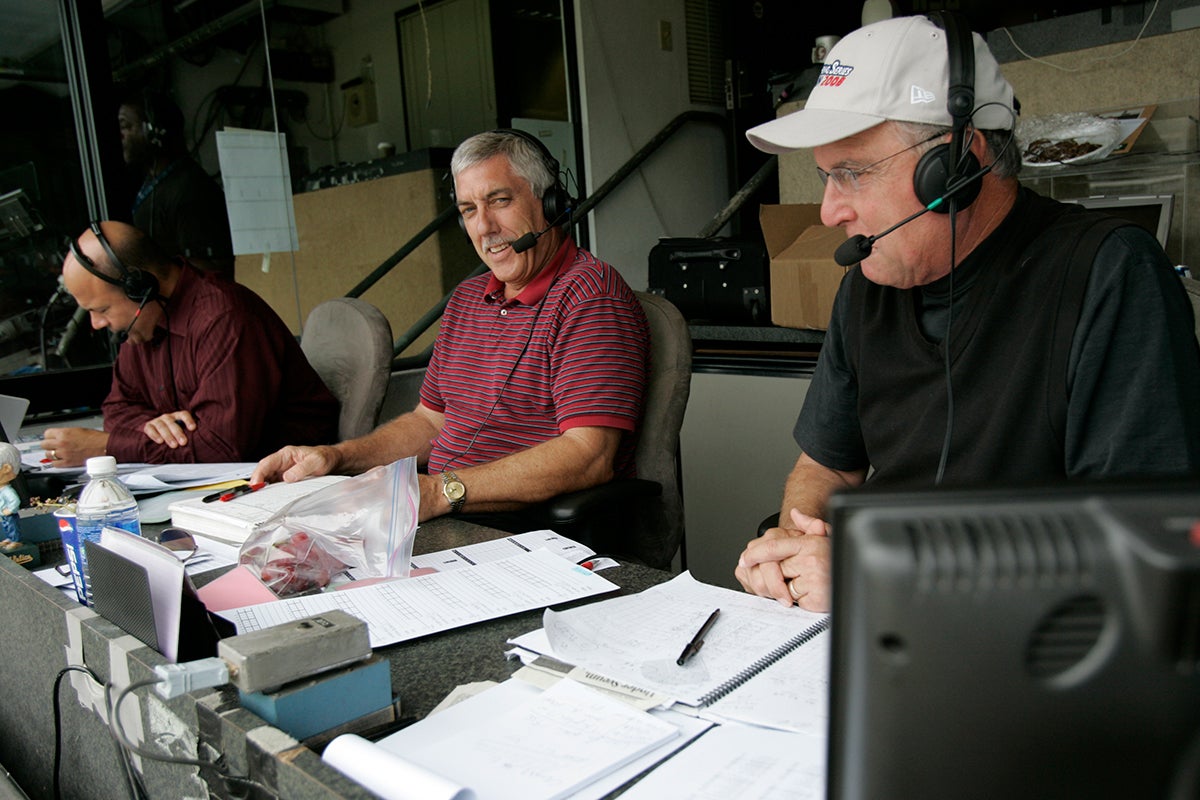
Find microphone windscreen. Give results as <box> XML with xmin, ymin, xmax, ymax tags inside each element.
<box><xmin>510</xmin><ymin>232</ymin><xmax>538</xmax><ymax>254</ymax></box>
<box><xmin>834</xmin><ymin>235</ymin><xmax>873</xmax><ymax>267</ymax></box>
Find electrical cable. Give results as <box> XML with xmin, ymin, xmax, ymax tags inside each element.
<box><xmin>160</xmin><ymin>301</ymin><xmax>181</xmax><ymax>412</ymax></box>
<box><xmin>440</xmin><ymin>248</ymin><xmax>562</xmax><ymax>472</ymax></box>
<box><xmin>303</xmin><ymin>89</ymin><xmax>346</xmax><ymax>141</ymax></box>
<box><xmin>107</xmin><ymin>675</ymin><xmax>277</xmax><ymax>798</ymax></box>
<box><xmin>189</xmin><ymin>38</ymin><xmax>261</xmax><ymax>160</ymax></box>
<box><xmin>52</xmin><ymin>665</ymin><xmax>142</xmax><ymax>800</ymax></box>
<box><xmin>1000</xmin><ymin>0</ymin><xmax>1160</xmax><ymax>73</ymax></box>
<box><xmin>934</xmin><ymin>202</ymin><xmax>957</xmax><ymax>486</ymax></box>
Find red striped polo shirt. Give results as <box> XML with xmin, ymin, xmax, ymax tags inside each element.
<box><xmin>421</xmin><ymin>238</ymin><xmax>649</xmax><ymax>477</ymax></box>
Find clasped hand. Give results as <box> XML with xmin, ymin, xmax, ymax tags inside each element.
<box><xmin>735</xmin><ymin>508</ymin><xmax>832</xmax><ymax>612</ymax></box>
<box><xmin>143</xmin><ymin>410</ymin><xmax>197</xmax><ymax>449</ymax></box>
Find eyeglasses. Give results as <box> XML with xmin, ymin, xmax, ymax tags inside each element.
<box><xmin>158</xmin><ymin>527</ymin><xmax>198</xmax><ymax>560</ymax></box>
<box><xmin>54</xmin><ymin>527</ymin><xmax>211</xmax><ymax>580</ymax></box>
<box><xmin>816</xmin><ymin>132</ymin><xmax>944</xmax><ymax>194</ymax></box>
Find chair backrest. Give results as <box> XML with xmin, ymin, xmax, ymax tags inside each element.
<box><xmin>633</xmin><ymin>291</ymin><xmax>693</xmax><ymax>568</ymax></box>
<box><xmin>301</xmin><ymin>297</ymin><xmax>393</xmax><ymax>441</ymax></box>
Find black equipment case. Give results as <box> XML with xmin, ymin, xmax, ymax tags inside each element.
<box><xmin>647</xmin><ymin>237</ymin><xmax>770</xmax><ymax>324</ymax></box>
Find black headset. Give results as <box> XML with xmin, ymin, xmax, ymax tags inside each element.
<box><xmin>454</xmin><ymin>128</ymin><xmax>571</xmax><ymax>232</ymax></box>
<box><xmin>69</xmin><ymin>222</ymin><xmax>160</xmax><ymax>304</ymax></box>
<box><xmin>912</xmin><ymin>11</ymin><xmax>981</xmax><ymax>213</ymax></box>
<box><xmin>140</xmin><ymin>88</ymin><xmax>182</xmax><ymax>151</ymax></box>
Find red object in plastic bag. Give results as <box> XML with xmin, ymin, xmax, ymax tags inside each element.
<box><xmin>238</xmin><ymin>458</ymin><xmax>420</xmax><ymax>598</ymax></box>
<box><xmin>247</xmin><ymin>530</ymin><xmax>349</xmax><ymax>596</ymax></box>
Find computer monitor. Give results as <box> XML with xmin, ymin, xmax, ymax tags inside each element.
<box><xmin>827</xmin><ymin>480</ymin><xmax>1200</xmax><ymax>800</ymax></box>
<box><xmin>1066</xmin><ymin>194</ymin><xmax>1174</xmax><ymax>250</ymax></box>
<box><xmin>0</xmin><ymin>188</ymin><xmax>45</xmax><ymax>241</ymax></box>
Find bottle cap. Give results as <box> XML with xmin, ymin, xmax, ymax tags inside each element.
<box><xmin>85</xmin><ymin>455</ymin><xmax>118</xmax><ymax>476</ymax></box>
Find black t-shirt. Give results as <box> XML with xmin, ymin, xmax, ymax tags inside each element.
<box><xmin>795</xmin><ymin>190</ymin><xmax>1200</xmax><ymax>481</ymax></box>
<box><xmin>132</xmin><ymin>158</ymin><xmax>233</xmax><ymax>264</ymax></box>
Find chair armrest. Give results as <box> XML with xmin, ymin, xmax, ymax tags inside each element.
<box><xmin>539</xmin><ymin>479</ymin><xmax>662</xmax><ymax>526</ymax></box>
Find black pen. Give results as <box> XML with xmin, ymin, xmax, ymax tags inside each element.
<box><xmin>676</xmin><ymin>608</ymin><xmax>720</xmax><ymax>666</ymax></box>
<box><xmin>201</xmin><ymin>487</ymin><xmax>230</xmax><ymax>503</ymax></box>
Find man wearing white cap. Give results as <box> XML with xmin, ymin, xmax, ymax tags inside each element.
<box><xmin>735</xmin><ymin>14</ymin><xmax>1200</xmax><ymax>611</ymax></box>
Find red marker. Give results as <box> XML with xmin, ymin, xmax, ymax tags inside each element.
<box><xmin>219</xmin><ymin>482</ymin><xmax>266</xmax><ymax>502</ymax></box>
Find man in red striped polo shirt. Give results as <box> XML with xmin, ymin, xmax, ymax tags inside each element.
<box><xmin>253</xmin><ymin>130</ymin><xmax>650</xmax><ymax>523</ymax></box>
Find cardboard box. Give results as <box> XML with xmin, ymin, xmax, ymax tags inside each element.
<box><xmin>760</xmin><ymin>204</ymin><xmax>849</xmax><ymax>330</ymax></box>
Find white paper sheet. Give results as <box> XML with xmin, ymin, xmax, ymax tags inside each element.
<box><xmin>217</xmin><ymin>548</ymin><xmax>617</xmax><ymax>648</ymax></box>
<box><xmin>215</xmin><ymin>129</ymin><xmax>299</xmax><ymax>256</ymax></box>
<box><xmin>339</xmin><ymin>678</ymin><xmax>707</xmax><ymax>800</ymax></box>
<box><xmin>120</xmin><ymin>462</ymin><xmax>257</xmax><ymax>491</ymax></box>
<box><xmin>409</xmin><ymin>530</ymin><xmax>595</xmax><ymax>572</ymax></box>
<box><xmin>617</xmin><ymin>722</ymin><xmax>826</xmax><ymax>800</ymax></box>
<box><xmin>510</xmin><ymin>572</ymin><xmax>830</xmax><ymax>734</ymax></box>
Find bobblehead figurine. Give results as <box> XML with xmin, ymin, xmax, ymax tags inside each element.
<box><xmin>0</xmin><ymin>442</ymin><xmax>22</xmax><ymax>543</ymax></box>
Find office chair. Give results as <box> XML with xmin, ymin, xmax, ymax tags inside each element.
<box><xmin>300</xmin><ymin>297</ymin><xmax>393</xmax><ymax>441</ymax></box>
<box><xmin>527</xmin><ymin>291</ymin><xmax>693</xmax><ymax>569</ymax></box>
<box><xmin>398</xmin><ymin>291</ymin><xmax>693</xmax><ymax>570</ymax></box>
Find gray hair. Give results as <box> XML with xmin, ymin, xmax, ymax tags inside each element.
<box><xmin>450</xmin><ymin>131</ymin><xmax>557</xmax><ymax>199</ymax></box>
<box><xmin>0</xmin><ymin>442</ymin><xmax>19</xmax><ymax>475</ymax></box>
<box><xmin>892</xmin><ymin>121</ymin><xmax>1022</xmax><ymax>180</ymax></box>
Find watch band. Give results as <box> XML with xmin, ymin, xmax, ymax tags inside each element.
<box><xmin>442</xmin><ymin>471</ymin><xmax>466</xmax><ymax>514</ymax></box>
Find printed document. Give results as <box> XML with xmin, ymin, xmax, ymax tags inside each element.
<box><xmin>217</xmin><ymin>548</ymin><xmax>617</xmax><ymax>648</ymax></box>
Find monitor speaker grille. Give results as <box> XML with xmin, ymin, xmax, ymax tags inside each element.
<box><xmin>904</xmin><ymin>510</ymin><xmax>1094</xmax><ymax>593</ymax></box>
<box><xmin>1024</xmin><ymin>594</ymin><xmax>1106</xmax><ymax>678</ymax></box>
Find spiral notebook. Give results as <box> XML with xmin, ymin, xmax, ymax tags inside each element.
<box><xmin>696</xmin><ymin>615</ymin><xmax>829</xmax><ymax>706</ymax></box>
<box><xmin>513</xmin><ymin>572</ymin><xmax>831</xmax><ymax>736</ymax></box>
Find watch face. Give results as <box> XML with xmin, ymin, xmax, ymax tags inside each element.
<box><xmin>444</xmin><ymin>481</ymin><xmax>466</xmax><ymax>501</ymax></box>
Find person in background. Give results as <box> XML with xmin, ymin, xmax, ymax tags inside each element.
<box><xmin>118</xmin><ymin>86</ymin><xmax>235</xmax><ymax>280</ymax></box>
<box><xmin>253</xmin><ymin>129</ymin><xmax>650</xmax><ymax>524</ymax></box>
<box><xmin>735</xmin><ymin>14</ymin><xmax>1200</xmax><ymax>612</ymax></box>
<box><xmin>40</xmin><ymin>221</ymin><xmax>337</xmax><ymax>465</ymax></box>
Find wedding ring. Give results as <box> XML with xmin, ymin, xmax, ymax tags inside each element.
<box><xmin>788</xmin><ymin>578</ymin><xmax>807</xmax><ymax>602</ymax></box>
<box><xmin>49</xmin><ymin>450</ymin><xmax>57</xmax><ymax>460</ymax></box>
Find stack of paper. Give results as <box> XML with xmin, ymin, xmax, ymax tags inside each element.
<box><xmin>508</xmin><ymin>572</ymin><xmax>830</xmax><ymax>736</ymax></box>
<box><xmin>168</xmin><ymin>475</ymin><xmax>348</xmax><ymax>546</ymax></box>
<box><xmin>322</xmin><ymin>678</ymin><xmax>706</xmax><ymax>800</ymax></box>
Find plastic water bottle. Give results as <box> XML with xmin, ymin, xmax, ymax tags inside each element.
<box><xmin>73</xmin><ymin>455</ymin><xmax>141</xmax><ymax>606</ymax></box>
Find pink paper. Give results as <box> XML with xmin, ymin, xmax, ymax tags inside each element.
<box><xmin>197</xmin><ymin>564</ymin><xmax>279</xmax><ymax>612</ymax></box>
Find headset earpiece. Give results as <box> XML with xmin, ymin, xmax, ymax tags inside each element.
<box><xmin>139</xmin><ymin>88</ymin><xmax>183</xmax><ymax>152</ymax></box>
<box><xmin>913</xmin><ymin>11</ymin><xmax>980</xmax><ymax>214</ymax></box>
<box><xmin>122</xmin><ymin>269</ymin><xmax>160</xmax><ymax>304</ymax></box>
<box><xmin>913</xmin><ymin>143</ymin><xmax>982</xmax><ymax>210</ymax></box>
<box><xmin>85</xmin><ymin>222</ymin><xmax>160</xmax><ymax>304</ymax></box>
<box><xmin>142</xmin><ymin>88</ymin><xmax>164</xmax><ymax>150</ymax></box>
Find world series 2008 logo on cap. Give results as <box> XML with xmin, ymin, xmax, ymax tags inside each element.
<box><xmin>818</xmin><ymin>60</ymin><xmax>854</xmax><ymax>88</ymax></box>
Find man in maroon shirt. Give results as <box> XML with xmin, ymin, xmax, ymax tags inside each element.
<box><xmin>40</xmin><ymin>221</ymin><xmax>338</xmax><ymax>465</ymax></box>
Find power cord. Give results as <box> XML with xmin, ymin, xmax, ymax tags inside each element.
<box><xmin>56</xmin><ymin>659</ymin><xmax>277</xmax><ymax>799</ymax></box>
<box><xmin>53</xmin><ymin>664</ymin><xmax>143</xmax><ymax>800</ymax></box>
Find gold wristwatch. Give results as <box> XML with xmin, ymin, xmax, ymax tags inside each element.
<box><xmin>441</xmin><ymin>471</ymin><xmax>466</xmax><ymax>514</ymax></box>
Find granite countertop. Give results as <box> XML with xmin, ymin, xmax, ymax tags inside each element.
<box><xmin>688</xmin><ymin>323</ymin><xmax>824</xmax><ymax>344</ymax></box>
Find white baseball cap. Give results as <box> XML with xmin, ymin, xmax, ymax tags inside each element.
<box><xmin>746</xmin><ymin>15</ymin><xmax>1017</xmax><ymax>154</ymax></box>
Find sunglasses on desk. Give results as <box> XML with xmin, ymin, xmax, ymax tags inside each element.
<box><xmin>54</xmin><ymin>528</ymin><xmax>210</xmax><ymax>576</ymax></box>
